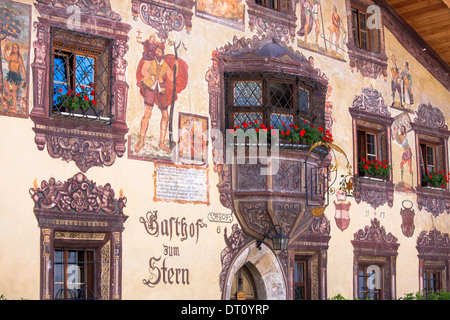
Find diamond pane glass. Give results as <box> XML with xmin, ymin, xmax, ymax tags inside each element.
<box><xmin>299</xmin><ymin>87</ymin><xmax>310</xmax><ymax>113</ymax></box>
<box><xmin>270</xmin><ymin>113</ymin><xmax>293</xmax><ymax>127</ymax></box>
<box><xmin>233</xmin><ymin>81</ymin><xmax>262</xmax><ymax>106</ymax></box>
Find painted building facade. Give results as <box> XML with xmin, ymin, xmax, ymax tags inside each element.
<box><xmin>0</xmin><ymin>0</ymin><xmax>449</xmax><ymax>300</ymax></box>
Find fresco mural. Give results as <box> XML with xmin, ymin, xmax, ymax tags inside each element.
<box><xmin>129</xmin><ymin>33</ymin><xmax>189</xmax><ymax>162</ymax></box>
<box><xmin>297</xmin><ymin>1</ymin><xmax>346</xmax><ymax>61</ymax></box>
<box><xmin>392</xmin><ymin>112</ymin><xmax>415</xmax><ymax>192</ymax></box>
<box><xmin>195</xmin><ymin>0</ymin><xmax>245</xmax><ymax>31</ymax></box>
<box><xmin>0</xmin><ymin>0</ymin><xmax>31</xmax><ymax>118</ymax></box>
<box><xmin>389</xmin><ymin>53</ymin><xmax>414</xmax><ymax>113</ymax></box>
<box><xmin>178</xmin><ymin>112</ymin><xmax>208</xmax><ymax>165</ymax></box>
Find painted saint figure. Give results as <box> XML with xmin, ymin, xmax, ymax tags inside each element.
<box><xmin>390</xmin><ymin>54</ymin><xmax>403</xmax><ymax>108</ymax></box>
<box><xmin>3</xmin><ymin>42</ymin><xmax>25</xmax><ymax>112</ymax></box>
<box><xmin>327</xmin><ymin>5</ymin><xmax>342</xmax><ymax>49</ymax></box>
<box><xmin>134</xmin><ymin>36</ymin><xmax>188</xmax><ymax>154</ymax></box>
<box><xmin>298</xmin><ymin>0</ymin><xmax>321</xmax><ymax>44</ymax></box>
<box><xmin>393</xmin><ymin>125</ymin><xmax>413</xmax><ymax>185</ymax></box>
<box><xmin>401</xmin><ymin>62</ymin><xmax>414</xmax><ymax>106</ymax></box>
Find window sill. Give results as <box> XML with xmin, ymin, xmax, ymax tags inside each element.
<box><xmin>354</xmin><ymin>175</ymin><xmax>394</xmax><ymax>209</ymax></box>
<box><xmin>30</xmin><ymin>111</ymin><xmax>128</xmax><ymax>173</ymax></box>
<box><xmin>247</xmin><ymin>1</ymin><xmax>296</xmax><ymax>42</ymax></box>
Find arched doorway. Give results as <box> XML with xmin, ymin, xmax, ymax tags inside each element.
<box><xmin>229</xmin><ymin>264</ymin><xmax>258</xmax><ymax>300</ymax></box>
<box><xmin>223</xmin><ymin>241</ymin><xmax>287</xmax><ymax>300</ymax></box>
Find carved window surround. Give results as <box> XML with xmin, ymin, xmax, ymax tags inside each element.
<box><xmin>352</xmin><ymin>218</ymin><xmax>399</xmax><ymax>300</ymax></box>
<box><xmin>30</xmin><ymin>173</ymin><xmax>128</xmax><ymax>300</ymax></box>
<box><xmin>349</xmin><ymin>86</ymin><xmax>394</xmax><ymax>209</ymax></box>
<box><xmin>30</xmin><ymin>2</ymin><xmax>131</xmax><ymax>172</ymax></box>
<box><xmin>288</xmin><ymin>215</ymin><xmax>331</xmax><ymax>300</ymax></box>
<box><xmin>412</xmin><ymin>103</ymin><xmax>450</xmax><ymax>217</ymax></box>
<box><xmin>344</xmin><ymin>0</ymin><xmax>388</xmax><ymax>79</ymax></box>
<box><xmin>416</xmin><ymin>229</ymin><xmax>450</xmax><ymax>293</ymax></box>
<box><xmin>247</xmin><ymin>0</ymin><xmax>297</xmax><ymax>43</ymax></box>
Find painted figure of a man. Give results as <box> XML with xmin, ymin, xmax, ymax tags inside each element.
<box><xmin>134</xmin><ymin>39</ymin><xmax>188</xmax><ymax>154</ymax></box>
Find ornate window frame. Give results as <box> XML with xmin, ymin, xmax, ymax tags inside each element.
<box><xmin>30</xmin><ymin>1</ymin><xmax>131</xmax><ymax>172</ymax></box>
<box><xmin>344</xmin><ymin>0</ymin><xmax>388</xmax><ymax>79</ymax></box>
<box><xmin>30</xmin><ymin>173</ymin><xmax>128</xmax><ymax>300</ymax></box>
<box><xmin>352</xmin><ymin>218</ymin><xmax>399</xmax><ymax>300</ymax></box>
<box><xmin>416</xmin><ymin>229</ymin><xmax>450</xmax><ymax>294</ymax></box>
<box><xmin>412</xmin><ymin>103</ymin><xmax>450</xmax><ymax>217</ymax></box>
<box><xmin>349</xmin><ymin>86</ymin><xmax>394</xmax><ymax>209</ymax></box>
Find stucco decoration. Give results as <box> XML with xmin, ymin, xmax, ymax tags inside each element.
<box><xmin>414</xmin><ymin>102</ymin><xmax>447</xmax><ymax>130</ymax></box>
<box><xmin>30</xmin><ymin>173</ymin><xmax>127</xmax><ymax>215</ymax></box>
<box><xmin>417</xmin><ymin>229</ymin><xmax>450</xmax><ymax>249</ymax></box>
<box><xmin>248</xmin><ymin>0</ymin><xmax>297</xmax><ymax>43</ymax></box>
<box><xmin>353</xmin><ymin>218</ymin><xmax>398</xmax><ymax>245</ymax></box>
<box><xmin>351</xmin><ymin>85</ymin><xmax>391</xmax><ymax>116</ymax></box>
<box><xmin>131</xmin><ymin>0</ymin><xmax>194</xmax><ymax>43</ymax></box>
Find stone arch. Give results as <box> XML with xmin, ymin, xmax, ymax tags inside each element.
<box><xmin>222</xmin><ymin>241</ymin><xmax>287</xmax><ymax>300</ymax></box>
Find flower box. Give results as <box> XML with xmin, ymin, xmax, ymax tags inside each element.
<box><xmin>358</xmin><ymin>158</ymin><xmax>391</xmax><ymax>181</ymax></box>
<box><xmin>422</xmin><ymin>170</ymin><xmax>449</xmax><ymax>189</ymax></box>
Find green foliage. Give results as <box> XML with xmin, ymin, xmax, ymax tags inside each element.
<box><xmin>329</xmin><ymin>290</ymin><xmax>450</xmax><ymax>300</ymax></box>
<box><xmin>399</xmin><ymin>290</ymin><xmax>450</xmax><ymax>300</ymax></box>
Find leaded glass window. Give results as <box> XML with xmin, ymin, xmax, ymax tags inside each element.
<box><xmin>225</xmin><ymin>72</ymin><xmax>323</xmax><ymax>142</ymax></box>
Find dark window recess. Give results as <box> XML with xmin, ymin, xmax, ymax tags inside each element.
<box><xmin>357</xmin><ymin>130</ymin><xmax>387</xmax><ymax>162</ymax></box>
<box><xmin>358</xmin><ymin>265</ymin><xmax>381</xmax><ymax>300</ymax></box>
<box><xmin>51</xmin><ymin>27</ymin><xmax>112</xmax><ymax>123</ymax></box>
<box><xmin>54</xmin><ymin>249</ymin><xmax>100</xmax><ymax>300</ymax></box>
<box><xmin>294</xmin><ymin>259</ymin><xmax>307</xmax><ymax>300</ymax></box>
<box><xmin>351</xmin><ymin>7</ymin><xmax>380</xmax><ymax>53</ymax></box>
<box><xmin>424</xmin><ymin>270</ymin><xmax>441</xmax><ymax>296</ymax></box>
<box><xmin>255</xmin><ymin>0</ymin><xmax>280</xmax><ymax>12</ymax></box>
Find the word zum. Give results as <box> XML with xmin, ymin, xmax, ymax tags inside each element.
<box><xmin>139</xmin><ymin>210</ymin><xmax>207</xmax><ymax>243</ymax></box>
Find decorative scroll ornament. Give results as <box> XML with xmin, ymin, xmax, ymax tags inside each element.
<box><xmin>131</xmin><ymin>0</ymin><xmax>194</xmax><ymax>43</ymax></box>
<box><xmin>349</xmin><ymin>57</ymin><xmax>387</xmax><ymax>79</ymax></box>
<box><xmin>351</xmin><ymin>85</ymin><xmax>391</xmax><ymax>116</ymax></box>
<box><xmin>353</xmin><ymin>218</ymin><xmax>398</xmax><ymax>244</ymax></box>
<box><xmin>417</xmin><ymin>228</ymin><xmax>450</xmax><ymax>248</ymax></box>
<box><xmin>30</xmin><ymin>173</ymin><xmax>127</xmax><ymax>215</ymax></box>
<box><xmin>414</xmin><ymin>102</ymin><xmax>447</xmax><ymax>129</ymax></box>
<box><xmin>41</xmin><ymin>133</ymin><xmax>123</xmax><ymax>173</ymax></box>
